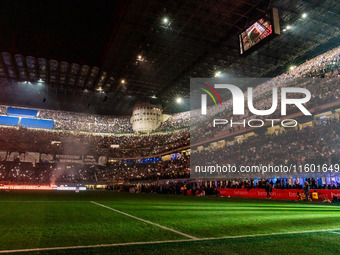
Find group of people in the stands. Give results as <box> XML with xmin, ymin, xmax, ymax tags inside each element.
<box><xmin>39</xmin><ymin>109</ymin><xmax>133</xmax><ymax>133</ymax></box>
<box><xmin>0</xmin><ymin>46</ymin><xmax>339</xmax><ymax>185</ymax></box>
<box><xmin>192</xmin><ymin>120</ymin><xmax>339</xmax><ymax>177</ymax></box>
<box><xmin>0</xmin><ymin>126</ymin><xmax>190</xmax><ymax>157</ymax></box>
<box><xmin>0</xmin><ymin>155</ymin><xmax>190</xmax><ymax>184</ymax></box>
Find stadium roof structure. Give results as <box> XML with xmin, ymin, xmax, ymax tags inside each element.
<box><xmin>0</xmin><ymin>0</ymin><xmax>339</xmax><ymax>115</ymax></box>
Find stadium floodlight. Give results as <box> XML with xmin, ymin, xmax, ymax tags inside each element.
<box><xmin>289</xmin><ymin>65</ymin><xmax>296</xmax><ymax>70</ymax></box>
<box><xmin>163</xmin><ymin>17</ymin><xmax>169</xmax><ymax>24</ymax></box>
<box><xmin>176</xmin><ymin>97</ymin><xmax>182</xmax><ymax>103</ymax></box>
<box><xmin>302</xmin><ymin>13</ymin><xmax>307</xmax><ymax>18</ymax></box>
<box><xmin>214</xmin><ymin>71</ymin><xmax>221</xmax><ymax>77</ymax></box>
<box><xmin>121</xmin><ymin>79</ymin><xmax>125</xmax><ymax>84</ymax></box>
<box><xmin>286</xmin><ymin>25</ymin><xmax>291</xmax><ymax>30</ymax></box>
<box><xmin>137</xmin><ymin>55</ymin><xmax>145</xmax><ymax>62</ymax></box>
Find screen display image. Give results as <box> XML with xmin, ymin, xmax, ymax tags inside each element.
<box><xmin>241</xmin><ymin>18</ymin><xmax>273</xmax><ymax>52</ymax></box>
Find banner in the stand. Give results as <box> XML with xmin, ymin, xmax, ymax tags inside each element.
<box><xmin>84</xmin><ymin>155</ymin><xmax>97</xmax><ymax>165</ymax></box>
<box><xmin>0</xmin><ymin>151</ymin><xmax>7</xmax><ymax>161</ymax></box>
<box><xmin>0</xmin><ymin>151</ymin><xmax>106</xmax><ymax>165</ymax></box>
<box><xmin>40</xmin><ymin>153</ymin><xmax>54</xmax><ymax>163</ymax></box>
<box><xmin>56</xmin><ymin>154</ymin><xmax>83</xmax><ymax>164</ymax></box>
<box><xmin>20</xmin><ymin>152</ymin><xmax>40</xmax><ymax>163</ymax></box>
<box><xmin>217</xmin><ymin>188</ymin><xmax>340</xmax><ymax>201</ymax></box>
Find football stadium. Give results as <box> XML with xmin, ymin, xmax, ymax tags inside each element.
<box><xmin>0</xmin><ymin>1</ymin><xmax>339</xmax><ymax>254</ymax></box>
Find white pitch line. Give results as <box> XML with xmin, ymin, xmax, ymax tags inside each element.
<box><xmin>0</xmin><ymin>228</ymin><xmax>340</xmax><ymax>254</ymax></box>
<box><xmin>0</xmin><ymin>240</ymin><xmax>189</xmax><ymax>254</ymax></box>
<box><xmin>199</xmin><ymin>228</ymin><xmax>340</xmax><ymax>241</ymax></box>
<box><xmin>330</xmin><ymin>231</ymin><xmax>340</xmax><ymax>235</ymax></box>
<box><xmin>91</xmin><ymin>201</ymin><xmax>198</xmax><ymax>240</ymax></box>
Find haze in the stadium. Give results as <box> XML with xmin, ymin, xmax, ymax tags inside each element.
<box><xmin>0</xmin><ymin>1</ymin><xmax>339</xmax><ymax>254</ymax></box>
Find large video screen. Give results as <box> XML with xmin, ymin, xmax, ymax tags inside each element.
<box><xmin>240</xmin><ymin>18</ymin><xmax>272</xmax><ymax>53</ymax></box>
<box><xmin>239</xmin><ymin>8</ymin><xmax>280</xmax><ymax>55</ymax></box>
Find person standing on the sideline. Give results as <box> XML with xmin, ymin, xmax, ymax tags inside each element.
<box><xmin>304</xmin><ymin>181</ymin><xmax>310</xmax><ymax>201</ymax></box>
<box><xmin>192</xmin><ymin>185</ymin><xmax>196</xmax><ymax>196</ymax></box>
<box><xmin>265</xmin><ymin>182</ymin><xmax>272</xmax><ymax>199</ymax></box>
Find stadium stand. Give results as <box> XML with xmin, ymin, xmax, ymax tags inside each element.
<box><xmin>0</xmin><ymin>119</ymin><xmax>338</xmax><ymax>183</ymax></box>
<box><xmin>38</xmin><ymin>109</ymin><xmax>133</xmax><ymax>133</ymax></box>
<box><xmin>0</xmin><ymin>106</ymin><xmax>7</xmax><ymax>115</ymax></box>
<box><xmin>0</xmin><ymin>38</ymin><xmax>339</xmax><ymax>190</ymax></box>
<box><xmin>0</xmin><ymin>45</ymin><xmax>338</xmax><ymax>134</ymax></box>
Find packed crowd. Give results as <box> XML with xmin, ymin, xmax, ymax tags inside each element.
<box><xmin>158</xmin><ymin>45</ymin><xmax>340</xmax><ymax>133</ymax></box>
<box><xmin>98</xmin><ymin>155</ymin><xmax>190</xmax><ymax>181</ymax></box>
<box><xmin>283</xmin><ymin>45</ymin><xmax>340</xmax><ymax>78</ymax></box>
<box><xmin>189</xmin><ymin>73</ymin><xmax>340</xmax><ymax>143</ymax></box>
<box><xmin>192</xmin><ymin>120</ymin><xmax>340</xmax><ymax>178</ymax></box>
<box><xmin>0</xmin><ymin>46</ymin><xmax>339</xmax><ymax>135</ymax></box>
<box><xmin>1</xmin><ymin>158</ymin><xmax>339</xmax><ymax>192</ymax></box>
<box><xmin>0</xmin><ymin>126</ymin><xmax>190</xmax><ymax>158</ymax></box>
<box><xmin>38</xmin><ymin>109</ymin><xmax>133</xmax><ymax>133</ymax></box>
<box><xmin>0</xmin><ymin>120</ymin><xmax>338</xmax><ymax>184</ymax></box>
<box><xmin>0</xmin><ymin>156</ymin><xmax>189</xmax><ymax>184</ymax></box>
<box><xmin>156</xmin><ymin>111</ymin><xmax>190</xmax><ymax>131</ymax></box>
<box><xmin>0</xmin><ymin>46</ymin><xmax>339</xmax><ymax>186</ymax></box>
<box><xmin>0</xmin><ymin>105</ymin><xmax>134</xmax><ymax>133</ymax></box>
<box><xmin>0</xmin><ymin>162</ymin><xmax>97</xmax><ymax>184</ymax></box>
<box><xmin>0</xmin><ymin>106</ymin><xmax>6</xmax><ymax>115</ymax></box>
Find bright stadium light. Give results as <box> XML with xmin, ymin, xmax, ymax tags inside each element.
<box><xmin>302</xmin><ymin>13</ymin><xmax>307</xmax><ymax>18</ymax></box>
<box><xmin>214</xmin><ymin>71</ymin><xmax>221</xmax><ymax>77</ymax></box>
<box><xmin>121</xmin><ymin>79</ymin><xmax>125</xmax><ymax>84</ymax></box>
<box><xmin>137</xmin><ymin>54</ymin><xmax>145</xmax><ymax>62</ymax></box>
<box><xmin>286</xmin><ymin>25</ymin><xmax>291</xmax><ymax>30</ymax></box>
<box><xmin>289</xmin><ymin>65</ymin><xmax>296</xmax><ymax>70</ymax></box>
<box><xmin>163</xmin><ymin>17</ymin><xmax>169</xmax><ymax>24</ymax></box>
<box><xmin>176</xmin><ymin>97</ymin><xmax>182</xmax><ymax>103</ymax></box>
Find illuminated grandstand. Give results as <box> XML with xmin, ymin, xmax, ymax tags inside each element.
<box><xmin>0</xmin><ymin>46</ymin><xmax>339</xmax><ymax>187</ymax></box>
<box><xmin>0</xmin><ymin>1</ymin><xmax>339</xmax><ymax>254</ymax></box>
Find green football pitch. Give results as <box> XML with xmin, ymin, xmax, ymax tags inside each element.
<box><xmin>0</xmin><ymin>191</ymin><xmax>339</xmax><ymax>255</ymax></box>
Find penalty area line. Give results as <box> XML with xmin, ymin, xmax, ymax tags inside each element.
<box><xmin>90</xmin><ymin>201</ymin><xmax>198</xmax><ymax>240</ymax></box>
<box><xmin>0</xmin><ymin>228</ymin><xmax>339</xmax><ymax>254</ymax></box>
